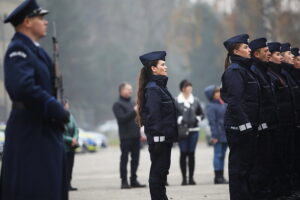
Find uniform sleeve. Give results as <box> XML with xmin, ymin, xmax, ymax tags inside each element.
<box><xmin>63</xmin><ymin>135</ymin><xmax>73</xmax><ymax>143</ymax></box>
<box><xmin>222</xmin><ymin>69</ymin><xmax>251</xmax><ymax>127</ymax></box>
<box><xmin>112</xmin><ymin>102</ymin><xmax>136</xmax><ymax>123</ymax></box>
<box><xmin>144</xmin><ymin>87</ymin><xmax>163</xmax><ymax>136</ymax></box>
<box><xmin>206</xmin><ymin>105</ymin><xmax>219</xmax><ymax>140</ymax></box>
<box><xmin>71</xmin><ymin>115</ymin><xmax>79</xmax><ymax>140</ymax></box>
<box><xmin>4</xmin><ymin>45</ymin><xmax>65</xmax><ymax>121</ymax></box>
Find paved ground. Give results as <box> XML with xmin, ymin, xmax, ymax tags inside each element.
<box><xmin>70</xmin><ymin>142</ymin><xmax>230</xmax><ymax>200</ymax></box>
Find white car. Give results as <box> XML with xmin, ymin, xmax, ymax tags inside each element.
<box><xmin>75</xmin><ymin>129</ymin><xmax>108</xmax><ymax>153</ymax></box>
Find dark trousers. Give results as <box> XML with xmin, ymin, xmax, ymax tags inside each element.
<box><xmin>66</xmin><ymin>151</ymin><xmax>75</xmax><ymax>188</ymax></box>
<box><xmin>149</xmin><ymin>143</ymin><xmax>172</xmax><ymax>200</ymax></box>
<box><xmin>120</xmin><ymin>138</ymin><xmax>140</xmax><ymax>182</ymax></box>
<box><xmin>178</xmin><ymin>131</ymin><xmax>199</xmax><ymax>180</ymax></box>
<box><xmin>226</xmin><ymin>129</ymin><xmax>257</xmax><ymax>200</ymax></box>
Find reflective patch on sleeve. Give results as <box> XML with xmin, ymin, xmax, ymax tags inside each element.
<box><xmin>9</xmin><ymin>51</ymin><xmax>27</xmax><ymax>58</ymax></box>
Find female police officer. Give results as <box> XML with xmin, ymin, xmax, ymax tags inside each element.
<box><xmin>136</xmin><ymin>51</ymin><xmax>177</xmax><ymax>200</ymax></box>
<box><xmin>221</xmin><ymin>34</ymin><xmax>261</xmax><ymax>200</ymax></box>
<box><xmin>267</xmin><ymin>42</ymin><xmax>295</xmax><ymax>197</ymax></box>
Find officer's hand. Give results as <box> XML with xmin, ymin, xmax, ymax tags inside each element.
<box><xmin>51</xmin><ymin>120</ymin><xmax>66</xmax><ymax>132</ymax></box>
<box><xmin>48</xmin><ymin>100</ymin><xmax>70</xmax><ymax>124</ymax></box>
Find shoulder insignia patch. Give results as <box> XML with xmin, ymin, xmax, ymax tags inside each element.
<box><xmin>9</xmin><ymin>51</ymin><xmax>27</xmax><ymax>58</ymax></box>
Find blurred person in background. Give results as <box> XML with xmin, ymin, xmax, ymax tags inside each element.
<box><xmin>176</xmin><ymin>79</ymin><xmax>204</xmax><ymax>185</ymax></box>
<box><xmin>63</xmin><ymin>100</ymin><xmax>79</xmax><ymax>191</ymax></box>
<box><xmin>136</xmin><ymin>51</ymin><xmax>178</xmax><ymax>200</ymax></box>
<box><xmin>112</xmin><ymin>83</ymin><xmax>146</xmax><ymax>189</ymax></box>
<box><xmin>204</xmin><ymin>85</ymin><xmax>228</xmax><ymax>185</ymax></box>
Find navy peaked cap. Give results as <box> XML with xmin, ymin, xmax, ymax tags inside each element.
<box><xmin>281</xmin><ymin>43</ymin><xmax>291</xmax><ymax>53</ymax></box>
<box><xmin>4</xmin><ymin>0</ymin><xmax>49</xmax><ymax>26</ymax></box>
<box><xmin>139</xmin><ymin>51</ymin><xmax>166</xmax><ymax>66</ymax></box>
<box><xmin>292</xmin><ymin>48</ymin><xmax>300</xmax><ymax>57</ymax></box>
<box><xmin>223</xmin><ymin>34</ymin><xmax>249</xmax><ymax>51</ymax></box>
<box><xmin>249</xmin><ymin>38</ymin><xmax>267</xmax><ymax>52</ymax></box>
<box><xmin>267</xmin><ymin>42</ymin><xmax>281</xmax><ymax>53</ymax></box>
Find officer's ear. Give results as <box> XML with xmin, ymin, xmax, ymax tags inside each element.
<box><xmin>233</xmin><ymin>49</ymin><xmax>239</xmax><ymax>56</ymax></box>
<box><xmin>151</xmin><ymin>66</ymin><xmax>157</xmax><ymax>74</ymax></box>
<box><xmin>22</xmin><ymin>17</ymin><xmax>33</xmax><ymax>28</ymax></box>
<box><xmin>254</xmin><ymin>50</ymin><xmax>260</xmax><ymax>58</ymax></box>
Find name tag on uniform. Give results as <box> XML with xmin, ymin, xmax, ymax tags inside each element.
<box><xmin>9</xmin><ymin>51</ymin><xmax>27</xmax><ymax>58</ymax></box>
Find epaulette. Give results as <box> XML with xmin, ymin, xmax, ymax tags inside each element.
<box><xmin>145</xmin><ymin>81</ymin><xmax>157</xmax><ymax>89</ymax></box>
<box><xmin>228</xmin><ymin>63</ymin><xmax>240</xmax><ymax>70</ymax></box>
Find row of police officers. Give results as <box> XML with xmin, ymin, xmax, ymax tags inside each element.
<box><xmin>221</xmin><ymin>34</ymin><xmax>300</xmax><ymax>200</ymax></box>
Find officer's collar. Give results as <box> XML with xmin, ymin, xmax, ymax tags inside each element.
<box><xmin>268</xmin><ymin>62</ymin><xmax>282</xmax><ymax>73</ymax></box>
<box><xmin>149</xmin><ymin>75</ymin><xmax>168</xmax><ymax>87</ymax></box>
<box><xmin>230</xmin><ymin>55</ymin><xmax>252</xmax><ymax>68</ymax></box>
<box><xmin>252</xmin><ymin>57</ymin><xmax>268</xmax><ymax>70</ymax></box>
<box><xmin>13</xmin><ymin>32</ymin><xmax>39</xmax><ymax>50</ymax></box>
<box><xmin>281</xmin><ymin>62</ymin><xmax>294</xmax><ymax>71</ymax></box>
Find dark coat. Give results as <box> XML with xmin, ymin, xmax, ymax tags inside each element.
<box><xmin>250</xmin><ymin>58</ymin><xmax>278</xmax><ymax>130</ymax></box>
<box><xmin>267</xmin><ymin>62</ymin><xmax>294</xmax><ymax>127</ymax></box>
<box><xmin>0</xmin><ymin>32</ymin><xmax>68</xmax><ymax>200</ymax></box>
<box><xmin>204</xmin><ymin>86</ymin><xmax>227</xmax><ymax>143</ymax></box>
<box><xmin>221</xmin><ymin>56</ymin><xmax>260</xmax><ymax>132</ymax></box>
<box><xmin>112</xmin><ymin>96</ymin><xmax>140</xmax><ymax>140</ymax></box>
<box><xmin>141</xmin><ymin>75</ymin><xmax>178</xmax><ymax>144</ymax></box>
<box><xmin>292</xmin><ymin>68</ymin><xmax>300</xmax><ymax>86</ymax></box>
<box><xmin>281</xmin><ymin>63</ymin><xmax>300</xmax><ymax>129</ymax></box>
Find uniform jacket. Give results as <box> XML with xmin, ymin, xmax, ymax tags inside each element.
<box><xmin>141</xmin><ymin>75</ymin><xmax>178</xmax><ymax>144</ymax></box>
<box><xmin>112</xmin><ymin>96</ymin><xmax>140</xmax><ymax>140</ymax></box>
<box><xmin>175</xmin><ymin>93</ymin><xmax>204</xmax><ymax>131</ymax></box>
<box><xmin>281</xmin><ymin>63</ymin><xmax>300</xmax><ymax>128</ymax></box>
<box><xmin>204</xmin><ymin>86</ymin><xmax>227</xmax><ymax>143</ymax></box>
<box><xmin>221</xmin><ymin>56</ymin><xmax>260</xmax><ymax>132</ymax></box>
<box><xmin>291</xmin><ymin>68</ymin><xmax>300</xmax><ymax>86</ymax></box>
<box><xmin>0</xmin><ymin>32</ymin><xmax>68</xmax><ymax>200</ymax></box>
<box><xmin>250</xmin><ymin>58</ymin><xmax>279</xmax><ymax>130</ymax></box>
<box><xmin>267</xmin><ymin>62</ymin><xmax>294</xmax><ymax>127</ymax></box>
<box><xmin>63</xmin><ymin>114</ymin><xmax>79</xmax><ymax>152</ymax></box>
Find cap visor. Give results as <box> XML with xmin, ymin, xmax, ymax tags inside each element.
<box><xmin>39</xmin><ymin>9</ymin><xmax>49</xmax><ymax>15</ymax></box>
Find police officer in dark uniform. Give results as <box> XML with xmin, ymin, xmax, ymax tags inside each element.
<box><xmin>280</xmin><ymin>43</ymin><xmax>300</xmax><ymax>192</ymax></box>
<box><xmin>0</xmin><ymin>0</ymin><xmax>69</xmax><ymax>199</ymax></box>
<box><xmin>221</xmin><ymin>34</ymin><xmax>261</xmax><ymax>200</ymax></box>
<box><xmin>291</xmin><ymin>48</ymin><xmax>300</xmax><ymax>186</ymax></box>
<box><xmin>249</xmin><ymin>38</ymin><xmax>278</xmax><ymax>199</ymax></box>
<box><xmin>267</xmin><ymin>42</ymin><xmax>295</xmax><ymax>197</ymax></box>
<box><xmin>136</xmin><ymin>51</ymin><xmax>177</xmax><ymax>200</ymax></box>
